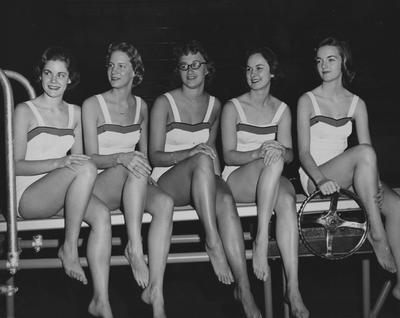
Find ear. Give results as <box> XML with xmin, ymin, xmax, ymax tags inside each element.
<box><xmin>271</xmin><ymin>74</ymin><xmax>275</xmax><ymax>78</ymax></box>
<box><xmin>67</xmin><ymin>79</ymin><xmax>72</xmax><ymax>84</ymax></box>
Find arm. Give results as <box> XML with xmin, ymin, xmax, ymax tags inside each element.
<box><xmin>205</xmin><ymin>98</ymin><xmax>222</xmax><ymax>174</ymax></box>
<box><xmin>353</xmin><ymin>98</ymin><xmax>372</xmax><ymax>145</ymax></box>
<box><xmin>137</xmin><ymin>98</ymin><xmax>149</xmax><ymax>156</ymax></box>
<box><xmin>275</xmin><ymin>105</ymin><xmax>294</xmax><ymax>163</ymax></box>
<box><xmin>221</xmin><ymin>100</ymin><xmax>260</xmax><ymax>166</ymax></box>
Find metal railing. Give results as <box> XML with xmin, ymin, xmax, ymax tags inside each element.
<box><xmin>0</xmin><ymin>69</ymin><xmax>36</xmax><ymax>318</ymax></box>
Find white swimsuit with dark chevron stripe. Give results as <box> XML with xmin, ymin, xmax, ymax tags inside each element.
<box><xmin>298</xmin><ymin>91</ymin><xmax>359</xmax><ymax>194</ymax></box>
<box><xmin>221</xmin><ymin>98</ymin><xmax>287</xmax><ymax>181</ymax></box>
<box><xmin>151</xmin><ymin>92</ymin><xmax>215</xmax><ymax>181</ymax></box>
<box><xmin>96</xmin><ymin>94</ymin><xmax>141</xmax><ymax>155</ymax></box>
<box><xmin>16</xmin><ymin>101</ymin><xmax>75</xmax><ymax>213</ymax></box>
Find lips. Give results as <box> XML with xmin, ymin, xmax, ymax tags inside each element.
<box><xmin>47</xmin><ymin>85</ymin><xmax>61</xmax><ymax>90</ymax></box>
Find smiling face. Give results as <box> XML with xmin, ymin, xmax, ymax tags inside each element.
<box><xmin>246</xmin><ymin>53</ymin><xmax>274</xmax><ymax>90</ymax></box>
<box><xmin>41</xmin><ymin>59</ymin><xmax>71</xmax><ymax>98</ymax></box>
<box><xmin>107</xmin><ymin>50</ymin><xmax>135</xmax><ymax>89</ymax></box>
<box><xmin>178</xmin><ymin>52</ymin><xmax>208</xmax><ymax>89</ymax></box>
<box><xmin>316</xmin><ymin>45</ymin><xmax>343</xmax><ymax>83</ymax></box>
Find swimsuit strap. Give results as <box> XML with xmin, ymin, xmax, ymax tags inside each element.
<box><xmin>164</xmin><ymin>92</ymin><xmax>181</xmax><ymax>122</ymax></box>
<box><xmin>25</xmin><ymin>101</ymin><xmax>45</xmax><ymax>126</ymax></box>
<box><xmin>67</xmin><ymin>104</ymin><xmax>74</xmax><ymax>128</ymax></box>
<box><xmin>134</xmin><ymin>96</ymin><xmax>141</xmax><ymax>124</ymax></box>
<box><xmin>271</xmin><ymin>102</ymin><xmax>287</xmax><ymax>124</ymax></box>
<box><xmin>306</xmin><ymin>92</ymin><xmax>321</xmax><ymax>116</ymax></box>
<box><xmin>203</xmin><ymin>96</ymin><xmax>215</xmax><ymax>122</ymax></box>
<box><xmin>96</xmin><ymin>94</ymin><xmax>113</xmax><ymax>124</ymax></box>
<box><xmin>231</xmin><ymin>98</ymin><xmax>248</xmax><ymax>124</ymax></box>
<box><xmin>348</xmin><ymin>95</ymin><xmax>359</xmax><ymax>118</ymax></box>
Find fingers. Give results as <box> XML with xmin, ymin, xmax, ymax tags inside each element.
<box><xmin>191</xmin><ymin>143</ymin><xmax>216</xmax><ymax>159</ymax></box>
<box><xmin>318</xmin><ymin>179</ymin><xmax>340</xmax><ymax>195</ymax></box>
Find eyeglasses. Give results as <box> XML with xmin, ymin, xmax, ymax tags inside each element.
<box><xmin>177</xmin><ymin>60</ymin><xmax>207</xmax><ymax>71</ymax></box>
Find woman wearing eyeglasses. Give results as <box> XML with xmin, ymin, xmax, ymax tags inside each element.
<box><xmin>82</xmin><ymin>42</ymin><xmax>173</xmax><ymax>318</ymax></box>
<box><xmin>149</xmin><ymin>40</ymin><xmax>261</xmax><ymax>318</ymax></box>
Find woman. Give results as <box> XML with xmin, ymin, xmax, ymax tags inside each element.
<box><xmin>221</xmin><ymin>47</ymin><xmax>309</xmax><ymax>318</ymax></box>
<box><xmin>82</xmin><ymin>42</ymin><xmax>173</xmax><ymax>318</ymax></box>
<box><xmin>14</xmin><ymin>47</ymin><xmax>113</xmax><ymax>317</ymax></box>
<box><xmin>297</xmin><ymin>36</ymin><xmax>400</xmax><ymax>298</ymax></box>
<box><xmin>149</xmin><ymin>40</ymin><xmax>261</xmax><ymax>318</ymax></box>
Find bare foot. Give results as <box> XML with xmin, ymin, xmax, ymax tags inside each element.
<box><xmin>392</xmin><ymin>283</ymin><xmax>400</xmax><ymax>300</ymax></box>
<box><xmin>124</xmin><ymin>243</ymin><xmax>149</xmax><ymax>288</ymax></box>
<box><xmin>142</xmin><ymin>284</ymin><xmax>167</xmax><ymax>318</ymax></box>
<box><xmin>252</xmin><ymin>241</ymin><xmax>270</xmax><ymax>281</ymax></box>
<box><xmin>88</xmin><ymin>298</ymin><xmax>113</xmax><ymax>318</ymax></box>
<box><xmin>205</xmin><ymin>242</ymin><xmax>234</xmax><ymax>284</ymax></box>
<box><xmin>285</xmin><ymin>288</ymin><xmax>310</xmax><ymax>318</ymax></box>
<box><xmin>58</xmin><ymin>245</ymin><xmax>87</xmax><ymax>285</ymax></box>
<box><xmin>234</xmin><ymin>285</ymin><xmax>262</xmax><ymax>318</ymax></box>
<box><xmin>368</xmin><ymin>234</ymin><xmax>397</xmax><ymax>273</ymax></box>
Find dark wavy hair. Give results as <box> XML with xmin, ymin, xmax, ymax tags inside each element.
<box><xmin>173</xmin><ymin>40</ymin><xmax>215</xmax><ymax>84</ymax></box>
<box><xmin>106</xmin><ymin>42</ymin><xmax>144</xmax><ymax>88</ymax></box>
<box><xmin>315</xmin><ymin>37</ymin><xmax>355</xmax><ymax>87</ymax></box>
<box><xmin>34</xmin><ymin>46</ymin><xmax>80</xmax><ymax>90</ymax></box>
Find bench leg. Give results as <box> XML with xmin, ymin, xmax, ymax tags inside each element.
<box><xmin>6</xmin><ymin>276</ymin><xmax>16</xmax><ymax>318</ymax></box>
<box><xmin>264</xmin><ymin>277</ymin><xmax>274</xmax><ymax>318</ymax></box>
<box><xmin>370</xmin><ymin>280</ymin><xmax>392</xmax><ymax>318</ymax></box>
<box><xmin>362</xmin><ymin>258</ymin><xmax>370</xmax><ymax>318</ymax></box>
<box><xmin>282</xmin><ymin>268</ymin><xmax>290</xmax><ymax>318</ymax></box>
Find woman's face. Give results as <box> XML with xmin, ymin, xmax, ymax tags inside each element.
<box><xmin>107</xmin><ymin>50</ymin><xmax>135</xmax><ymax>88</ymax></box>
<box><xmin>178</xmin><ymin>52</ymin><xmax>208</xmax><ymax>89</ymax></box>
<box><xmin>316</xmin><ymin>45</ymin><xmax>343</xmax><ymax>83</ymax></box>
<box><xmin>41</xmin><ymin>59</ymin><xmax>70</xmax><ymax>98</ymax></box>
<box><xmin>246</xmin><ymin>53</ymin><xmax>273</xmax><ymax>90</ymax></box>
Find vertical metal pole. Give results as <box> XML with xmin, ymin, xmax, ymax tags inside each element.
<box><xmin>362</xmin><ymin>258</ymin><xmax>371</xmax><ymax>318</ymax></box>
<box><xmin>0</xmin><ymin>69</ymin><xmax>35</xmax><ymax>318</ymax></box>
<box><xmin>282</xmin><ymin>268</ymin><xmax>290</xmax><ymax>318</ymax></box>
<box><xmin>5</xmin><ymin>277</ymin><xmax>15</xmax><ymax>318</ymax></box>
<box><xmin>264</xmin><ymin>276</ymin><xmax>274</xmax><ymax>318</ymax></box>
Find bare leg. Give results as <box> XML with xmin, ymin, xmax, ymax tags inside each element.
<box><xmin>158</xmin><ymin>153</ymin><xmax>233</xmax><ymax>283</ymax></box>
<box><xmin>19</xmin><ymin>161</ymin><xmax>98</xmax><ymax>284</ymax></box>
<box><xmin>141</xmin><ymin>185</ymin><xmax>173</xmax><ymax>318</ymax></box>
<box><xmin>215</xmin><ymin>178</ymin><xmax>262</xmax><ymax>318</ymax></box>
<box><xmin>85</xmin><ymin>195</ymin><xmax>113</xmax><ymax>318</ymax></box>
<box><xmin>275</xmin><ymin>178</ymin><xmax>309</xmax><ymax>318</ymax></box>
<box><xmin>307</xmin><ymin>144</ymin><xmax>396</xmax><ymax>272</ymax></box>
<box><xmin>379</xmin><ymin>184</ymin><xmax>400</xmax><ymax>298</ymax></box>
<box><xmin>93</xmin><ymin>165</ymin><xmax>149</xmax><ymax>287</ymax></box>
<box><xmin>227</xmin><ymin>158</ymin><xmax>283</xmax><ymax>281</ymax></box>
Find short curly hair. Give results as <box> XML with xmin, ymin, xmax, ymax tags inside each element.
<box><xmin>315</xmin><ymin>37</ymin><xmax>355</xmax><ymax>87</ymax></box>
<box><xmin>34</xmin><ymin>46</ymin><xmax>80</xmax><ymax>90</ymax></box>
<box><xmin>244</xmin><ymin>46</ymin><xmax>281</xmax><ymax>78</ymax></box>
<box><xmin>106</xmin><ymin>42</ymin><xmax>144</xmax><ymax>87</ymax></box>
<box><xmin>173</xmin><ymin>40</ymin><xmax>215</xmax><ymax>83</ymax></box>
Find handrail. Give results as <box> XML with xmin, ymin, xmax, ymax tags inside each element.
<box><xmin>0</xmin><ymin>69</ymin><xmax>36</xmax><ymax>275</ymax></box>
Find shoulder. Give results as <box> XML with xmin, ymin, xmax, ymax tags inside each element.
<box><xmin>14</xmin><ymin>102</ymin><xmax>34</xmax><ymax>122</ymax></box>
<box><xmin>297</xmin><ymin>92</ymin><xmax>313</xmax><ymax>112</ymax></box>
<box><xmin>82</xmin><ymin>95</ymin><xmax>100</xmax><ymax>111</ymax></box>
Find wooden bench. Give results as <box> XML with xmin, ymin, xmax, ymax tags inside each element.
<box><xmin>1</xmin><ymin>193</ymin><xmax>380</xmax><ymax>318</ymax></box>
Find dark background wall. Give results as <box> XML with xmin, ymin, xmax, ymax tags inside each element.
<box><xmin>1</xmin><ymin>0</ymin><xmax>400</xmax><ymax>190</ymax></box>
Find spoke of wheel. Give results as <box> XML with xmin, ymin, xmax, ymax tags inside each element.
<box><xmin>329</xmin><ymin>192</ymin><xmax>339</xmax><ymax>213</ymax></box>
<box><xmin>338</xmin><ymin>220</ymin><xmax>367</xmax><ymax>231</ymax></box>
<box><xmin>325</xmin><ymin>229</ymin><xmax>334</xmax><ymax>257</ymax></box>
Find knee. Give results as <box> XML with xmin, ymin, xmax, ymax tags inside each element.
<box><xmin>276</xmin><ymin>186</ymin><xmax>297</xmax><ymax>216</ymax></box>
<box><xmin>258</xmin><ymin>157</ymin><xmax>284</xmax><ymax>175</ymax></box>
<box><xmin>355</xmin><ymin>144</ymin><xmax>377</xmax><ymax>166</ymax></box>
<box><xmin>152</xmin><ymin>192</ymin><xmax>174</xmax><ymax>219</ymax></box>
<box><xmin>90</xmin><ymin>204</ymin><xmax>111</xmax><ymax>232</ymax></box>
<box><xmin>76</xmin><ymin>160</ymin><xmax>98</xmax><ymax>180</ymax></box>
<box><xmin>192</xmin><ymin>153</ymin><xmax>214</xmax><ymax>172</ymax></box>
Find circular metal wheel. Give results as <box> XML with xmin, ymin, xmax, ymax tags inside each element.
<box><xmin>298</xmin><ymin>189</ymin><xmax>369</xmax><ymax>260</ymax></box>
